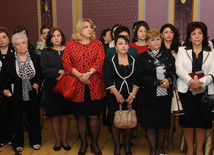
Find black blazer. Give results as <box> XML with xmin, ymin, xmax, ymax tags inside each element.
<box><xmin>103</xmin><ymin>54</ymin><xmax>140</xmax><ymax>95</ymax></box>
<box><xmin>136</xmin><ymin>49</ymin><xmax>175</xmax><ymax>105</ymax></box>
<box><xmin>0</xmin><ymin>51</ymin><xmax>43</xmax><ymax>107</ymax></box>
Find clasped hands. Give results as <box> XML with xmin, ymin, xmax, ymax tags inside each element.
<box><xmin>78</xmin><ymin>72</ymin><xmax>91</xmax><ymax>85</ymax></box>
<box><xmin>115</xmin><ymin>93</ymin><xmax>134</xmax><ymax>105</ymax></box>
<box><xmin>189</xmin><ymin>75</ymin><xmax>204</xmax><ymax>92</ymax></box>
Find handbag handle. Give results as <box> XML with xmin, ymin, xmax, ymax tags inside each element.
<box><xmin>172</xmin><ymin>74</ymin><xmax>182</xmax><ymax>111</ymax></box>
<box><xmin>118</xmin><ymin>102</ymin><xmax>134</xmax><ymax>115</ymax></box>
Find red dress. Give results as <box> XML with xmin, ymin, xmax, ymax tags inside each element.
<box><xmin>129</xmin><ymin>42</ymin><xmax>149</xmax><ymax>54</ymax></box>
<box><xmin>62</xmin><ymin>40</ymin><xmax>106</xmax><ymax>103</ymax></box>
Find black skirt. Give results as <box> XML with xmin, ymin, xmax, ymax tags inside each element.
<box><xmin>179</xmin><ymin>91</ymin><xmax>212</xmax><ymax>129</ymax></box>
<box><xmin>140</xmin><ymin>96</ymin><xmax>171</xmax><ymax>129</ymax></box>
<box><xmin>45</xmin><ymin>78</ymin><xmax>70</xmax><ymax>117</ymax></box>
<box><xmin>72</xmin><ymin>85</ymin><xmax>103</xmax><ymax>116</ymax></box>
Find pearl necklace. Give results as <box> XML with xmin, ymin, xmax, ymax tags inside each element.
<box><xmin>118</xmin><ymin>56</ymin><xmax>128</xmax><ymax>62</ymax></box>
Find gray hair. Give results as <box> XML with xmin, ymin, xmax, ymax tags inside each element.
<box><xmin>11</xmin><ymin>32</ymin><xmax>28</xmax><ymax>47</ymax></box>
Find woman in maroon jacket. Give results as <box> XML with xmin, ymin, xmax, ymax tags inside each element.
<box><xmin>62</xmin><ymin>19</ymin><xmax>106</xmax><ymax>155</ymax></box>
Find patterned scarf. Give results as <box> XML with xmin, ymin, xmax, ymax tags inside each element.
<box><xmin>15</xmin><ymin>51</ymin><xmax>35</xmax><ymax>101</ymax></box>
<box><xmin>147</xmin><ymin>49</ymin><xmax>168</xmax><ymax>96</ymax></box>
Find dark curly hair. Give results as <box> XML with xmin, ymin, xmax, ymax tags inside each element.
<box><xmin>111</xmin><ymin>24</ymin><xmax>122</xmax><ymax>40</ymax></box>
<box><xmin>160</xmin><ymin>23</ymin><xmax>180</xmax><ymax>52</ymax></box>
<box><xmin>46</xmin><ymin>28</ymin><xmax>66</xmax><ymax>48</ymax></box>
<box><xmin>114</xmin><ymin>26</ymin><xmax>130</xmax><ymax>41</ymax></box>
<box><xmin>184</xmin><ymin>22</ymin><xmax>211</xmax><ymax>51</ymax></box>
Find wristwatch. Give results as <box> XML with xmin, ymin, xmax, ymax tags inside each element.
<box><xmin>89</xmin><ymin>71</ymin><xmax>93</xmax><ymax>75</ymax></box>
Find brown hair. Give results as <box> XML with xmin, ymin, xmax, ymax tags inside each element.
<box><xmin>46</xmin><ymin>27</ymin><xmax>66</xmax><ymax>47</ymax></box>
<box><xmin>0</xmin><ymin>26</ymin><xmax>9</xmax><ymax>38</ymax></box>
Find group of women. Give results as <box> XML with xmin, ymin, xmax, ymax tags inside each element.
<box><xmin>0</xmin><ymin>18</ymin><xmax>213</xmax><ymax>155</ymax></box>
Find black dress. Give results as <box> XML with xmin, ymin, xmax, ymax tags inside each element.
<box><xmin>103</xmin><ymin>54</ymin><xmax>139</xmax><ymax>125</ymax></box>
<box><xmin>179</xmin><ymin>51</ymin><xmax>212</xmax><ymax>129</ymax></box>
<box><xmin>41</xmin><ymin>48</ymin><xmax>70</xmax><ymax>117</ymax></box>
<box><xmin>136</xmin><ymin>49</ymin><xmax>175</xmax><ymax>129</ymax></box>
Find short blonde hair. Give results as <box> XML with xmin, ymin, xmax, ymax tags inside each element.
<box><xmin>11</xmin><ymin>32</ymin><xmax>28</xmax><ymax>47</ymax></box>
<box><xmin>72</xmin><ymin>18</ymin><xmax>96</xmax><ymax>41</ymax></box>
<box><xmin>146</xmin><ymin>29</ymin><xmax>161</xmax><ymax>41</ymax></box>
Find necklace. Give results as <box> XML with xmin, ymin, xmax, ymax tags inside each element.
<box><xmin>118</xmin><ymin>56</ymin><xmax>128</xmax><ymax>62</ymax></box>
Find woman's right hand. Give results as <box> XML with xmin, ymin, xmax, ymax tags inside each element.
<box><xmin>3</xmin><ymin>90</ymin><xmax>12</xmax><ymax>97</ymax></box>
<box><xmin>189</xmin><ymin>75</ymin><xmax>204</xmax><ymax>91</ymax></box>
<box><xmin>115</xmin><ymin>93</ymin><xmax>125</xmax><ymax>104</ymax></box>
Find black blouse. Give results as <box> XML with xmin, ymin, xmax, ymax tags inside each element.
<box><xmin>192</xmin><ymin>50</ymin><xmax>203</xmax><ymax>72</ymax></box>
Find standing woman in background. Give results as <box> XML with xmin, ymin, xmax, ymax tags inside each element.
<box><xmin>129</xmin><ymin>21</ymin><xmax>150</xmax><ymax>54</ymax></box>
<box><xmin>14</xmin><ymin>26</ymin><xmax>35</xmax><ymax>53</ymax></box>
<box><xmin>41</xmin><ymin>28</ymin><xmax>71</xmax><ymax>151</ymax></box>
<box><xmin>137</xmin><ymin>29</ymin><xmax>175</xmax><ymax>155</ymax></box>
<box><xmin>176</xmin><ymin>22</ymin><xmax>214</xmax><ymax>155</ymax></box>
<box><xmin>160</xmin><ymin>23</ymin><xmax>180</xmax><ymax>151</ymax></box>
<box><xmin>62</xmin><ymin>19</ymin><xmax>106</xmax><ymax>155</ymax></box>
<box><xmin>0</xmin><ymin>26</ymin><xmax>14</xmax><ymax>147</ymax></box>
<box><xmin>99</xmin><ymin>28</ymin><xmax>112</xmax><ymax>45</ymax></box>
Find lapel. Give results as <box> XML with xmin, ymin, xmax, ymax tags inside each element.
<box><xmin>111</xmin><ymin>54</ymin><xmax>135</xmax><ymax>79</ymax></box>
<box><xmin>185</xmin><ymin>49</ymin><xmax>193</xmax><ymax>61</ymax></box>
<box><xmin>185</xmin><ymin>49</ymin><xmax>210</xmax><ymax>64</ymax></box>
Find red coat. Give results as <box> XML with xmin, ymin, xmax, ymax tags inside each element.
<box><xmin>62</xmin><ymin>40</ymin><xmax>106</xmax><ymax>102</ymax></box>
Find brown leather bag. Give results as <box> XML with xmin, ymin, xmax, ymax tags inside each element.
<box><xmin>113</xmin><ymin>103</ymin><xmax>137</xmax><ymax>129</ymax></box>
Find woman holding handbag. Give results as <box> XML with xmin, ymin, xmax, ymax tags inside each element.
<box><xmin>160</xmin><ymin>23</ymin><xmax>180</xmax><ymax>151</ymax></box>
<box><xmin>62</xmin><ymin>19</ymin><xmax>106</xmax><ymax>155</ymax></box>
<box><xmin>103</xmin><ymin>35</ymin><xmax>139</xmax><ymax>155</ymax></box>
<box><xmin>136</xmin><ymin>29</ymin><xmax>175</xmax><ymax>155</ymax></box>
<box><xmin>41</xmin><ymin>28</ymin><xmax>71</xmax><ymax>151</ymax></box>
<box><xmin>176</xmin><ymin>22</ymin><xmax>214</xmax><ymax>155</ymax></box>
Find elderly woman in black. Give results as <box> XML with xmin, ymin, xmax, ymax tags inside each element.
<box><xmin>103</xmin><ymin>35</ymin><xmax>139</xmax><ymax>155</ymax></box>
<box><xmin>137</xmin><ymin>29</ymin><xmax>175</xmax><ymax>155</ymax></box>
<box><xmin>0</xmin><ymin>33</ymin><xmax>42</xmax><ymax>152</ymax></box>
<box><xmin>176</xmin><ymin>22</ymin><xmax>214</xmax><ymax>155</ymax></box>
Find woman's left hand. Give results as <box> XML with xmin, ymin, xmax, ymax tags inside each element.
<box><xmin>160</xmin><ymin>79</ymin><xmax>169</xmax><ymax>89</ymax></box>
<box><xmin>126</xmin><ymin>95</ymin><xmax>134</xmax><ymax>104</ymax></box>
<box><xmin>81</xmin><ymin>72</ymin><xmax>91</xmax><ymax>84</ymax></box>
<box><xmin>32</xmin><ymin>83</ymin><xmax>39</xmax><ymax>89</ymax></box>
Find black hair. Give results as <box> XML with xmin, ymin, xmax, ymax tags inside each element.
<box><xmin>14</xmin><ymin>25</ymin><xmax>29</xmax><ymax>37</ymax></box>
<box><xmin>160</xmin><ymin>23</ymin><xmax>180</xmax><ymax>52</ymax></box>
<box><xmin>40</xmin><ymin>25</ymin><xmax>51</xmax><ymax>34</ymax></box>
<box><xmin>99</xmin><ymin>28</ymin><xmax>111</xmax><ymax>44</ymax></box>
<box><xmin>114</xmin><ymin>26</ymin><xmax>130</xmax><ymax>40</ymax></box>
<box><xmin>133</xmin><ymin>21</ymin><xmax>150</xmax><ymax>42</ymax></box>
<box><xmin>111</xmin><ymin>24</ymin><xmax>122</xmax><ymax>40</ymax></box>
<box><xmin>115</xmin><ymin>35</ymin><xmax>129</xmax><ymax>45</ymax></box>
<box><xmin>184</xmin><ymin>22</ymin><xmax>211</xmax><ymax>51</ymax></box>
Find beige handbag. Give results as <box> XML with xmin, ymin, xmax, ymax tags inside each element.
<box><xmin>171</xmin><ymin>75</ymin><xmax>185</xmax><ymax>116</ymax></box>
<box><xmin>113</xmin><ymin>103</ymin><xmax>137</xmax><ymax>129</ymax></box>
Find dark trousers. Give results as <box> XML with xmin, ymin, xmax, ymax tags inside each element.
<box><xmin>0</xmin><ymin>100</ymin><xmax>11</xmax><ymax>143</ymax></box>
<box><xmin>10</xmin><ymin>103</ymin><xmax>41</xmax><ymax>147</ymax></box>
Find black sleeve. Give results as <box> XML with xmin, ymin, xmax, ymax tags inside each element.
<box><xmin>103</xmin><ymin>57</ymin><xmax>115</xmax><ymax>89</ymax></box>
<box><xmin>136</xmin><ymin>53</ymin><xmax>157</xmax><ymax>88</ymax></box>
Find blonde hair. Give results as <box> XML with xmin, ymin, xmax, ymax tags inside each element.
<box><xmin>146</xmin><ymin>29</ymin><xmax>161</xmax><ymax>41</ymax></box>
<box><xmin>72</xmin><ymin>18</ymin><xmax>96</xmax><ymax>41</ymax></box>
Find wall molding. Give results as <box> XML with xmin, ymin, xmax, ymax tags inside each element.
<box><xmin>168</xmin><ymin>0</ymin><xmax>175</xmax><ymax>25</ymax></box>
<box><xmin>72</xmin><ymin>0</ymin><xmax>82</xmax><ymax>32</ymax></box>
<box><xmin>138</xmin><ymin>0</ymin><xmax>145</xmax><ymax>20</ymax></box>
<box><xmin>192</xmin><ymin>0</ymin><xmax>199</xmax><ymax>21</ymax></box>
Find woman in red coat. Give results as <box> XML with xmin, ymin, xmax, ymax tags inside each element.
<box><xmin>62</xmin><ymin>18</ymin><xmax>106</xmax><ymax>155</ymax></box>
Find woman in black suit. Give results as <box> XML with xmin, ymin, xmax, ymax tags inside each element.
<box><xmin>103</xmin><ymin>35</ymin><xmax>139</xmax><ymax>155</ymax></box>
<box><xmin>136</xmin><ymin>29</ymin><xmax>175</xmax><ymax>155</ymax></box>
<box><xmin>0</xmin><ymin>33</ymin><xmax>42</xmax><ymax>152</ymax></box>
